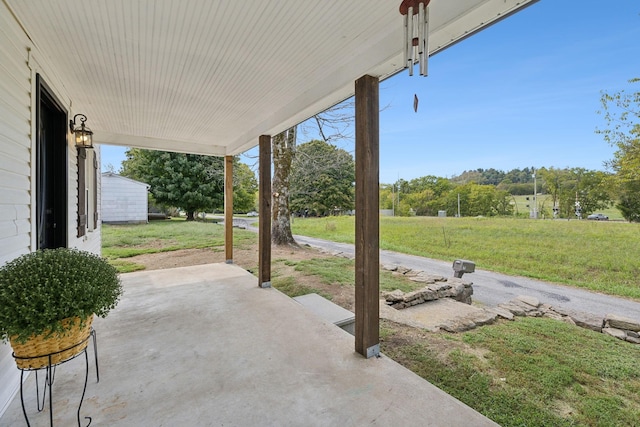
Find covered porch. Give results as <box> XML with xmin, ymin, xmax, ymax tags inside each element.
<box><xmin>1</xmin><ymin>0</ymin><xmax>538</xmax><ymax>421</ymax></box>
<box><xmin>2</xmin><ymin>0</ymin><xmax>538</xmax><ymax>360</ymax></box>
<box><xmin>1</xmin><ymin>263</ymin><xmax>496</xmax><ymax>426</ymax></box>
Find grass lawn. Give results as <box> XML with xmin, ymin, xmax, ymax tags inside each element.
<box><xmin>382</xmin><ymin>316</ymin><xmax>640</xmax><ymax>427</ymax></box>
<box><xmin>292</xmin><ymin>216</ymin><xmax>640</xmax><ymax>300</ymax></box>
<box><xmin>102</xmin><ymin>218</ymin><xmax>256</xmax><ymax>272</ymax></box>
<box><xmin>275</xmin><ymin>256</ymin><xmax>640</xmax><ymax>427</ymax></box>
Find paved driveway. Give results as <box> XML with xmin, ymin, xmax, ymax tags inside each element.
<box><xmin>293</xmin><ymin>235</ymin><xmax>640</xmax><ymax>321</ymax></box>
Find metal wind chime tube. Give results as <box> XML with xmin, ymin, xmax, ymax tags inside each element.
<box><xmin>407</xmin><ymin>6</ymin><xmax>414</xmax><ymax>76</ymax></box>
<box><xmin>421</xmin><ymin>4</ymin><xmax>429</xmax><ymax>76</ymax></box>
<box><xmin>403</xmin><ymin>13</ymin><xmax>408</xmax><ymax>66</ymax></box>
<box><xmin>418</xmin><ymin>2</ymin><xmax>424</xmax><ymax>72</ymax></box>
<box><xmin>400</xmin><ymin>0</ymin><xmax>430</xmax><ymax>77</ymax></box>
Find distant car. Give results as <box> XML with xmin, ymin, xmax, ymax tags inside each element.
<box><xmin>246</xmin><ymin>211</ymin><xmax>258</xmax><ymax>217</ymax></box>
<box><xmin>587</xmin><ymin>213</ymin><xmax>608</xmax><ymax>221</ymax></box>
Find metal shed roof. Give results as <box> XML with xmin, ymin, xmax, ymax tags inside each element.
<box><xmin>6</xmin><ymin>0</ymin><xmax>537</xmax><ymax>156</ymax></box>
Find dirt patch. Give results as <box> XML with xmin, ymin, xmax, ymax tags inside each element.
<box><xmin>127</xmin><ymin>245</ymin><xmax>324</xmax><ymax>272</ymax></box>
<box><xmin>125</xmin><ymin>244</ymin><xmax>357</xmax><ymax>309</ymax></box>
<box><xmin>380</xmin><ymin>319</ymin><xmax>466</xmax><ymax>364</ymax></box>
<box><xmin>126</xmin><ymin>248</ymin><xmax>227</xmax><ymax>270</ymax></box>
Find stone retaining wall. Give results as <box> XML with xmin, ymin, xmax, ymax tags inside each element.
<box><xmin>326</xmin><ymin>249</ymin><xmax>640</xmax><ymax>345</ymax></box>
<box><xmin>496</xmin><ymin>295</ymin><xmax>640</xmax><ymax>345</ymax></box>
<box><xmin>381</xmin><ymin>266</ymin><xmax>473</xmax><ymax>307</ymax></box>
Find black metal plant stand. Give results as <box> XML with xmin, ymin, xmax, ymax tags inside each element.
<box><xmin>13</xmin><ymin>329</ymin><xmax>99</xmax><ymax>427</ymax></box>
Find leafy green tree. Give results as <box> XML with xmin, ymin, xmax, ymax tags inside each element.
<box><xmin>450</xmin><ymin>170</ymin><xmax>484</xmax><ymax>185</ymax></box>
<box><xmin>452</xmin><ymin>168</ymin><xmax>506</xmax><ymax>186</ymax></box>
<box><xmin>453</xmin><ymin>168</ymin><xmax>536</xmax><ymax>194</ymax></box>
<box><xmin>497</xmin><ymin>182</ymin><xmax>534</xmax><ymax>196</ymax></box>
<box><xmin>573</xmin><ymin>169</ymin><xmax>612</xmax><ymax>215</ymax></box>
<box><xmin>379</xmin><ymin>184</ymin><xmax>395</xmax><ymax>210</ymax></box>
<box><xmin>397</xmin><ymin>175</ymin><xmax>452</xmax><ymax>216</ymax></box>
<box><xmin>233</xmin><ymin>160</ymin><xmax>258</xmax><ymax>213</ymax></box>
<box><xmin>404</xmin><ymin>175</ymin><xmax>452</xmax><ymax>196</ymax></box>
<box><xmin>503</xmin><ymin>167</ymin><xmax>536</xmax><ymax>184</ymax></box>
<box><xmin>598</xmin><ymin>78</ymin><xmax>640</xmax><ymax>221</ymax></box>
<box><xmin>396</xmin><ymin>199</ymin><xmax>414</xmax><ymax>216</ymax></box>
<box><xmin>402</xmin><ymin>188</ymin><xmax>435</xmax><ymax>216</ymax></box>
<box><xmin>481</xmin><ymin>168</ymin><xmax>507</xmax><ymax>186</ymax></box>
<box><xmin>290</xmin><ymin>140</ymin><xmax>355</xmax><ymax>216</ymax></box>
<box><xmin>538</xmin><ymin>167</ymin><xmax>612</xmax><ymax>218</ymax></box>
<box><xmin>442</xmin><ymin>183</ymin><xmax>513</xmax><ymax>217</ymax></box>
<box><xmin>386</xmin><ymin>175</ymin><xmax>511</xmax><ymax>217</ymax></box>
<box><xmin>617</xmin><ymin>183</ymin><xmax>640</xmax><ymax>222</ymax></box>
<box><xmin>121</xmin><ymin>148</ymin><xmax>224</xmax><ymax>220</ymax></box>
<box><xmin>537</xmin><ymin>167</ymin><xmax>562</xmax><ymax>210</ymax></box>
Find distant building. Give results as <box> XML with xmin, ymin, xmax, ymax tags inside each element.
<box><xmin>101</xmin><ymin>173</ymin><xmax>150</xmax><ymax>224</ymax></box>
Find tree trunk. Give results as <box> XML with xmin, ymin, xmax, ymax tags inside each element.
<box><xmin>186</xmin><ymin>211</ymin><xmax>196</xmax><ymax>221</ymax></box>
<box><xmin>272</xmin><ymin>128</ymin><xmax>297</xmax><ymax>246</ymax></box>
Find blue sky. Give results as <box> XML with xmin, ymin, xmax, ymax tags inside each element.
<box><xmin>101</xmin><ymin>0</ymin><xmax>640</xmax><ymax>184</ymax></box>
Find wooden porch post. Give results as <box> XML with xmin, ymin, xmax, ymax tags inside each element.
<box><xmin>354</xmin><ymin>75</ymin><xmax>380</xmax><ymax>358</ymax></box>
<box><xmin>258</xmin><ymin>135</ymin><xmax>272</xmax><ymax>288</ymax></box>
<box><xmin>224</xmin><ymin>155</ymin><xmax>234</xmax><ymax>263</ymax></box>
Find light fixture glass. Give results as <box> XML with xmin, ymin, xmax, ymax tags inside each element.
<box><xmin>69</xmin><ymin>114</ymin><xmax>94</xmax><ymax>149</ymax></box>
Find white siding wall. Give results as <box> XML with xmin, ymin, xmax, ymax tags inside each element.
<box><xmin>101</xmin><ymin>173</ymin><xmax>149</xmax><ymax>223</ymax></box>
<box><xmin>0</xmin><ymin>0</ymin><xmax>32</xmax><ymax>266</ymax></box>
<box><xmin>0</xmin><ymin>2</ymin><xmax>102</xmax><ymax>416</ymax></box>
<box><xmin>0</xmin><ymin>2</ymin><xmax>34</xmax><ymax>416</ymax></box>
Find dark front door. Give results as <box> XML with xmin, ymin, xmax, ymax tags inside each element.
<box><xmin>36</xmin><ymin>75</ymin><xmax>67</xmax><ymax>249</ymax></box>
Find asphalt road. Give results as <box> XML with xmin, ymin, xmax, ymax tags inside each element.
<box><xmin>228</xmin><ymin>218</ymin><xmax>640</xmax><ymax>321</ymax></box>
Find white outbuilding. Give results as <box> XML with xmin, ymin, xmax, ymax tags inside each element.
<box><xmin>101</xmin><ymin>173</ymin><xmax>150</xmax><ymax>224</ymax></box>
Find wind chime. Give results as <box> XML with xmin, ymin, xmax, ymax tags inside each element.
<box><xmin>400</xmin><ymin>0</ymin><xmax>430</xmax><ymax>77</ymax></box>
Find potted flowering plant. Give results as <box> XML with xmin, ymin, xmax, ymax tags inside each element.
<box><xmin>0</xmin><ymin>248</ymin><xmax>122</xmax><ymax>369</ymax></box>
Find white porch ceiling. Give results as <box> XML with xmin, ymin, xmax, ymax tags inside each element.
<box><xmin>7</xmin><ymin>0</ymin><xmax>537</xmax><ymax>156</ymax></box>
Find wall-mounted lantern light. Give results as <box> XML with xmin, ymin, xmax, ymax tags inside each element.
<box><xmin>69</xmin><ymin>113</ymin><xmax>93</xmax><ymax>149</ymax></box>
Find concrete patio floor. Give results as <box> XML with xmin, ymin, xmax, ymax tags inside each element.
<box><xmin>1</xmin><ymin>263</ymin><xmax>497</xmax><ymax>426</ymax></box>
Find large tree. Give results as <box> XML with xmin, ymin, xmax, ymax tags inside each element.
<box><xmin>532</xmin><ymin>167</ymin><xmax>612</xmax><ymax>218</ymax></box>
<box><xmin>598</xmin><ymin>78</ymin><xmax>640</xmax><ymax>221</ymax></box>
<box><xmin>121</xmin><ymin>148</ymin><xmax>224</xmax><ymax>220</ymax></box>
<box><xmin>392</xmin><ymin>175</ymin><xmax>452</xmax><ymax>216</ymax></box>
<box><xmin>537</xmin><ymin>167</ymin><xmax>564</xmax><ymax>214</ymax></box>
<box><xmin>271</xmin><ymin>128</ymin><xmax>297</xmax><ymax>245</ymax></box>
<box><xmin>570</xmin><ymin>168</ymin><xmax>612</xmax><ymax>216</ymax></box>
<box><xmin>289</xmin><ymin>140</ymin><xmax>355</xmax><ymax>217</ymax></box>
<box><xmin>270</xmin><ymin>101</ymin><xmax>356</xmax><ymax>245</ymax></box>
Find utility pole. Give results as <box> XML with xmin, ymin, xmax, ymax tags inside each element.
<box><xmin>396</xmin><ymin>174</ymin><xmax>400</xmax><ymax>215</ymax></box>
<box><xmin>392</xmin><ymin>183</ymin><xmax>395</xmax><ymax>217</ymax></box>
<box><xmin>532</xmin><ymin>170</ymin><xmax>537</xmax><ymax>219</ymax></box>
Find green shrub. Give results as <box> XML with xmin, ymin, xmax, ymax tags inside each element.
<box><xmin>0</xmin><ymin>248</ymin><xmax>123</xmax><ymax>343</ymax></box>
